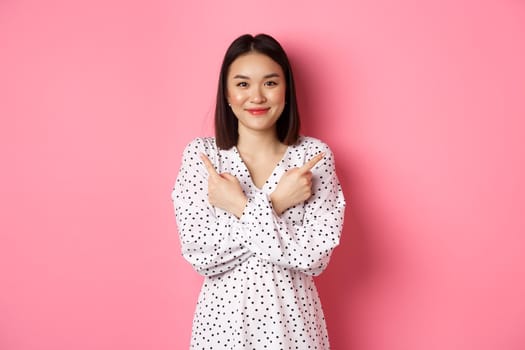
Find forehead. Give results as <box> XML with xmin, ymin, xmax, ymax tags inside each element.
<box><xmin>227</xmin><ymin>52</ymin><xmax>284</xmax><ymax>77</ymax></box>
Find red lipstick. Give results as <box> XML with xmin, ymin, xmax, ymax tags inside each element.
<box><xmin>245</xmin><ymin>108</ymin><xmax>270</xmax><ymax>115</ymax></box>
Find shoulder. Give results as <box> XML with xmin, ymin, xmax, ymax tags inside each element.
<box><xmin>183</xmin><ymin>137</ymin><xmax>217</xmax><ymax>152</ymax></box>
<box><xmin>295</xmin><ymin>135</ymin><xmax>334</xmax><ymax>155</ymax></box>
<box><xmin>182</xmin><ymin>137</ymin><xmax>218</xmax><ymax>157</ymax></box>
<box><xmin>180</xmin><ymin>137</ymin><xmax>221</xmax><ymax>166</ymax></box>
<box><xmin>293</xmin><ymin>135</ymin><xmax>339</xmax><ymax>171</ymax></box>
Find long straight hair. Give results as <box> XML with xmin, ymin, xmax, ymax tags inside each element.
<box><xmin>215</xmin><ymin>34</ymin><xmax>301</xmax><ymax>149</ymax></box>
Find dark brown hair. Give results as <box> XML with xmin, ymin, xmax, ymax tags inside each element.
<box><xmin>215</xmin><ymin>33</ymin><xmax>301</xmax><ymax>149</ymax></box>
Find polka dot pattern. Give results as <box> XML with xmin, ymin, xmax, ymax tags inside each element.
<box><xmin>172</xmin><ymin>136</ymin><xmax>346</xmax><ymax>349</ymax></box>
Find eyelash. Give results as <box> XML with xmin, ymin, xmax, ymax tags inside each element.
<box><xmin>236</xmin><ymin>81</ymin><xmax>278</xmax><ymax>87</ymax></box>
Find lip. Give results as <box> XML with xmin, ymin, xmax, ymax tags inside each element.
<box><xmin>245</xmin><ymin>107</ymin><xmax>270</xmax><ymax>116</ymax></box>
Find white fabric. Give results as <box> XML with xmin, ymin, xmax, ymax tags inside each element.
<box><xmin>172</xmin><ymin>136</ymin><xmax>346</xmax><ymax>349</ymax></box>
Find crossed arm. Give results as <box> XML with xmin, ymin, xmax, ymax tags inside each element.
<box><xmin>172</xmin><ymin>138</ymin><xmax>345</xmax><ymax>276</ymax></box>
<box><xmin>200</xmin><ymin>151</ymin><xmax>325</xmax><ymax>218</ymax></box>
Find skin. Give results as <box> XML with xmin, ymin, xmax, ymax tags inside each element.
<box><xmin>200</xmin><ymin>52</ymin><xmax>324</xmax><ymax>218</ymax></box>
<box><xmin>226</xmin><ymin>52</ymin><xmax>286</xmax><ymax>137</ymax></box>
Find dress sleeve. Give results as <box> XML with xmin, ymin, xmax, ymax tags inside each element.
<box><xmin>233</xmin><ymin>142</ymin><xmax>346</xmax><ymax>276</ymax></box>
<box><xmin>171</xmin><ymin>138</ymin><xmax>253</xmax><ymax>277</ymax></box>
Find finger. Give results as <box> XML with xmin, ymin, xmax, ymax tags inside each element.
<box><xmin>221</xmin><ymin>173</ymin><xmax>237</xmax><ymax>181</ymax></box>
<box><xmin>200</xmin><ymin>153</ymin><xmax>219</xmax><ymax>177</ymax></box>
<box><xmin>301</xmin><ymin>152</ymin><xmax>325</xmax><ymax>171</ymax></box>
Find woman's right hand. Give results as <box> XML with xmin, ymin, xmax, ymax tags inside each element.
<box><xmin>270</xmin><ymin>152</ymin><xmax>325</xmax><ymax>216</ymax></box>
<box><xmin>200</xmin><ymin>153</ymin><xmax>248</xmax><ymax>219</ymax></box>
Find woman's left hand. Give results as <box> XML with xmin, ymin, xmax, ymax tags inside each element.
<box><xmin>200</xmin><ymin>153</ymin><xmax>248</xmax><ymax>218</ymax></box>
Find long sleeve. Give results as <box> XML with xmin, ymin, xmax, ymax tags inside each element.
<box><xmin>233</xmin><ymin>143</ymin><xmax>346</xmax><ymax>276</ymax></box>
<box><xmin>171</xmin><ymin>138</ymin><xmax>253</xmax><ymax>277</ymax></box>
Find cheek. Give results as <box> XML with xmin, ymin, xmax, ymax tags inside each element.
<box><xmin>229</xmin><ymin>94</ymin><xmax>244</xmax><ymax>105</ymax></box>
<box><xmin>227</xmin><ymin>89</ymin><xmax>246</xmax><ymax>105</ymax></box>
<box><xmin>270</xmin><ymin>88</ymin><xmax>286</xmax><ymax>104</ymax></box>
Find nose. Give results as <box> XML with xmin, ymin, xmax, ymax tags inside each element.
<box><xmin>250</xmin><ymin>86</ymin><xmax>267</xmax><ymax>104</ymax></box>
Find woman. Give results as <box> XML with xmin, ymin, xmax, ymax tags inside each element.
<box><xmin>172</xmin><ymin>33</ymin><xmax>346</xmax><ymax>349</ymax></box>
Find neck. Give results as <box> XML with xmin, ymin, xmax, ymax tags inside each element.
<box><xmin>236</xmin><ymin>127</ymin><xmax>282</xmax><ymax>156</ymax></box>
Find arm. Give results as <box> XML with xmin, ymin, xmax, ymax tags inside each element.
<box><xmin>171</xmin><ymin>138</ymin><xmax>253</xmax><ymax>277</ymax></box>
<box><xmin>233</xmin><ymin>143</ymin><xmax>346</xmax><ymax>276</ymax></box>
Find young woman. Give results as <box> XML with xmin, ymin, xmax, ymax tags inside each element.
<box><xmin>172</xmin><ymin>33</ymin><xmax>346</xmax><ymax>349</ymax></box>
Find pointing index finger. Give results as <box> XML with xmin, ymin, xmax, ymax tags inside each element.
<box><xmin>200</xmin><ymin>153</ymin><xmax>219</xmax><ymax>177</ymax></box>
<box><xmin>301</xmin><ymin>152</ymin><xmax>325</xmax><ymax>171</ymax></box>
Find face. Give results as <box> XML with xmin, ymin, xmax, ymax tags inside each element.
<box><xmin>226</xmin><ymin>52</ymin><xmax>286</xmax><ymax>136</ymax></box>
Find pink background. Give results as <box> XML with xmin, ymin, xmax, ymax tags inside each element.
<box><xmin>1</xmin><ymin>0</ymin><xmax>524</xmax><ymax>349</ymax></box>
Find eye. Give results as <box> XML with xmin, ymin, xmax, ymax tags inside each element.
<box><xmin>265</xmin><ymin>80</ymin><xmax>278</xmax><ymax>87</ymax></box>
<box><xmin>236</xmin><ymin>81</ymin><xmax>248</xmax><ymax>87</ymax></box>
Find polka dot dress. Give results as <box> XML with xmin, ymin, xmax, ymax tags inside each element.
<box><xmin>172</xmin><ymin>136</ymin><xmax>346</xmax><ymax>349</ymax></box>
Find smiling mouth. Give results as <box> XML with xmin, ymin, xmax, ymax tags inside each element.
<box><xmin>245</xmin><ymin>108</ymin><xmax>270</xmax><ymax>115</ymax></box>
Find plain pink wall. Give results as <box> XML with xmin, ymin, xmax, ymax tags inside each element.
<box><xmin>1</xmin><ymin>0</ymin><xmax>524</xmax><ymax>349</ymax></box>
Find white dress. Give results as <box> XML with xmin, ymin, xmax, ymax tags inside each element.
<box><xmin>172</xmin><ymin>136</ymin><xmax>346</xmax><ymax>350</ymax></box>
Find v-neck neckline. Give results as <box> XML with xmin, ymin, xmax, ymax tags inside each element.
<box><xmin>232</xmin><ymin>144</ymin><xmax>291</xmax><ymax>192</ymax></box>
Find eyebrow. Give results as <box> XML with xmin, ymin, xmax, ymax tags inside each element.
<box><xmin>233</xmin><ymin>73</ymin><xmax>281</xmax><ymax>79</ymax></box>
